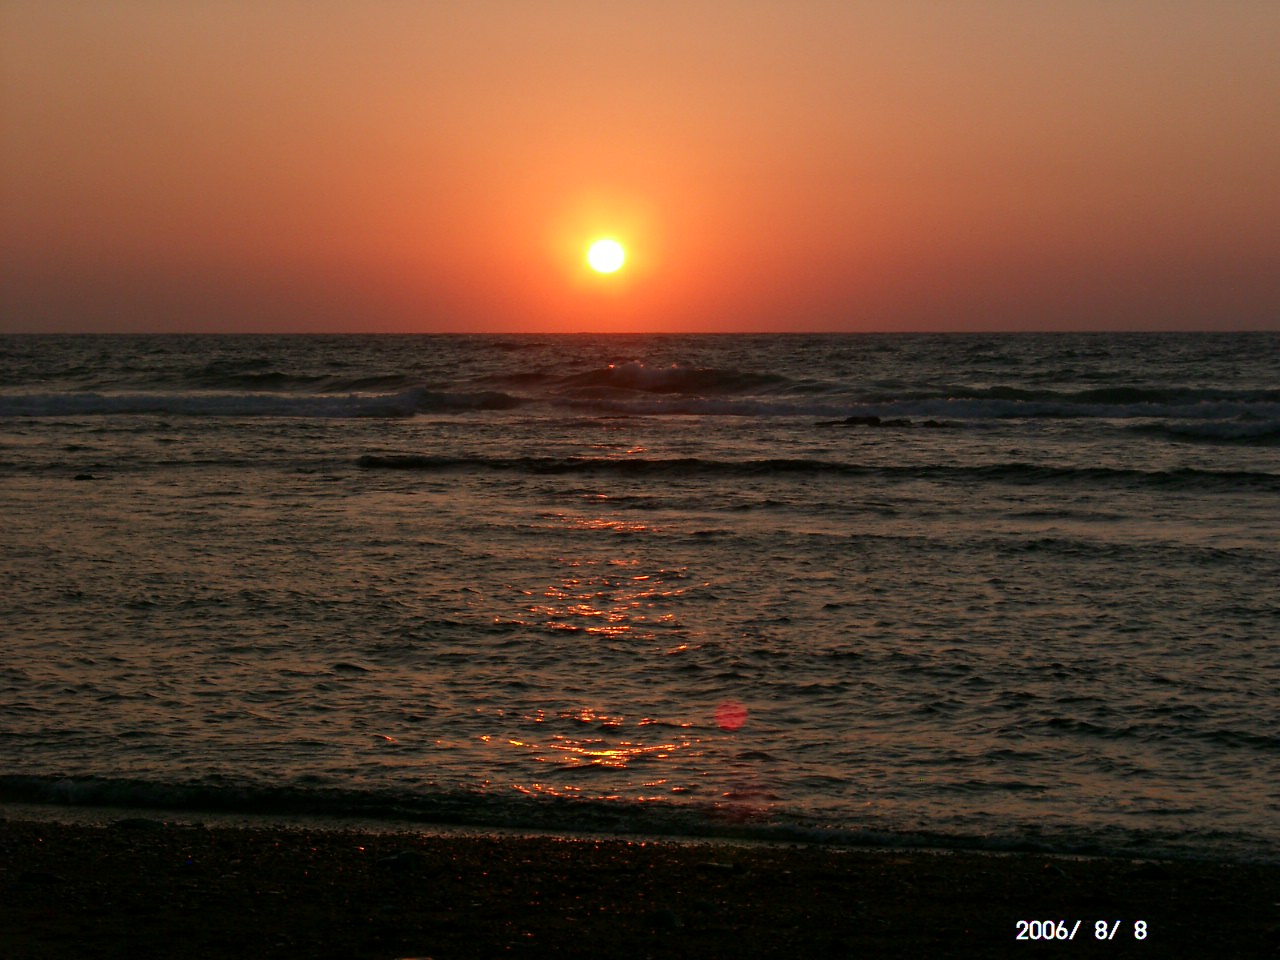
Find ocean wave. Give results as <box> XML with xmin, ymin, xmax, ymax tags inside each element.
<box><xmin>550</xmin><ymin>391</ymin><xmax>1280</xmax><ymax>422</ymax></box>
<box><xmin>0</xmin><ymin>388</ymin><xmax>523</xmax><ymax>419</ymax></box>
<box><xmin>912</xmin><ymin>397</ymin><xmax>1280</xmax><ymax>422</ymax></box>
<box><xmin>0</xmin><ymin>773</ymin><xmax>836</xmax><ymax>842</ymax></box>
<box><xmin>357</xmin><ymin>453</ymin><xmax>1280</xmax><ymax>491</ymax></box>
<box><xmin>6</xmin><ymin>375</ymin><xmax>1278</xmax><ymax>426</ymax></box>
<box><xmin>183</xmin><ymin>369</ymin><xmax>328</xmax><ymax>390</ymax></box>
<box><xmin>180</xmin><ymin>370</ymin><xmax>431</xmax><ymax>394</ymax></box>
<box><xmin>556</xmin><ymin>396</ymin><xmax>851</xmax><ymax>418</ymax></box>
<box><xmin>557</xmin><ymin>361</ymin><xmax>788</xmax><ymax>396</ymax></box>
<box><xmin>2</xmin><ymin>774</ymin><xmax>1267</xmax><ymax>861</ymax></box>
<box><xmin>889</xmin><ymin>384</ymin><xmax>1280</xmax><ymax>405</ymax></box>
<box><xmin>1128</xmin><ymin>419</ymin><xmax>1280</xmax><ymax>445</ymax></box>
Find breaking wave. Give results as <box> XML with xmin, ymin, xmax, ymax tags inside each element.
<box><xmin>2</xmin><ymin>774</ymin><xmax>1266</xmax><ymax>861</ymax></box>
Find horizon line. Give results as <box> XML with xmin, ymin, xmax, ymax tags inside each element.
<box><xmin>3</xmin><ymin>328</ymin><xmax>1276</xmax><ymax>337</ymax></box>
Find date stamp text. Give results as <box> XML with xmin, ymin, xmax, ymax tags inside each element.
<box><xmin>1015</xmin><ymin>920</ymin><xmax>1149</xmax><ymax>941</ymax></box>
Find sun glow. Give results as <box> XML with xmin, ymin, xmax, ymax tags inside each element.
<box><xmin>587</xmin><ymin>238</ymin><xmax>626</xmax><ymax>274</ymax></box>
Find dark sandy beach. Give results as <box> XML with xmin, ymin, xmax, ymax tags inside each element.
<box><xmin>2</xmin><ymin>816</ymin><xmax>1276</xmax><ymax>959</ymax></box>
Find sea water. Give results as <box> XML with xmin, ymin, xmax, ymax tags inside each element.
<box><xmin>1</xmin><ymin>333</ymin><xmax>1277</xmax><ymax>861</ymax></box>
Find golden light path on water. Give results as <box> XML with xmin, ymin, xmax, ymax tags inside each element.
<box><xmin>480</xmin><ymin>505</ymin><xmax>765</xmax><ymax>810</ymax></box>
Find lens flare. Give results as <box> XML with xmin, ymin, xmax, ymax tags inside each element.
<box><xmin>716</xmin><ymin>700</ymin><xmax>747</xmax><ymax>731</ymax></box>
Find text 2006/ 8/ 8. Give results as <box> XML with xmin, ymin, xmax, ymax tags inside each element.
<box><xmin>1016</xmin><ymin>920</ymin><xmax>1149</xmax><ymax>940</ymax></box>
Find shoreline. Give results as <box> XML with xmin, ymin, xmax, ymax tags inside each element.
<box><xmin>3</xmin><ymin>796</ymin><xmax>1270</xmax><ymax>866</ymax></box>
<box><xmin>3</xmin><ymin>811</ymin><xmax>1277</xmax><ymax>959</ymax></box>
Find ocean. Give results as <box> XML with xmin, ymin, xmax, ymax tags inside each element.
<box><xmin>1</xmin><ymin>332</ymin><xmax>1277</xmax><ymax>862</ymax></box>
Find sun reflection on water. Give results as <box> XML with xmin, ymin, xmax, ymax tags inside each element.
<box><xmin>475</xmin><ymin>507</ymin><xmax>767</xmax><ymax>807</ymax></box>
<box><xmin>520</xmin><ymin>708</ymin><xmax>696</xmax><ymax>770</ymax></box>
<box><xmin>498</xmin><ymin>522</ymin><xmax>694</xmax><ymax>641</ymax></box>
<box><xmin>481</xmin><ymin>707</ymin><xmax>775</xmax><ymax>814</ymax></box>
<box><xmin>488</xmin><ymin>707</ymin><xmax>710</xmax><ymax>801</ymax></box>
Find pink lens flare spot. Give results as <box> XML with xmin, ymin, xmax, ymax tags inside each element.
<box><xmin>715</xmin><ymin>700</ymin><xmax>748</xmax><ymax>731</ymax></box>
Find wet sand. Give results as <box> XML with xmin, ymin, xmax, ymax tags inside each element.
<box><xmin>2</xmin><ymin>817</ymin><xmax>1276</xmax><ymax>959</ymax></box>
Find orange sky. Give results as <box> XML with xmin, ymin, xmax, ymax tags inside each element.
<box><xmin>2</xmin><ymin>1</ymin><xmax>1277</xmax><ymax>333</ymax></box>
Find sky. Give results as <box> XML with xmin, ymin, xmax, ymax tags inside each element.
<box><xmin>2</xmin><ymin>1</ymin><xmax>1277</xmax><ymax>334</ymax></box>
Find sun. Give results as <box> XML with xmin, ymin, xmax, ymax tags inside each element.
<box><xmin>586</xmin><ymin>238</ymin><xmax>626</xmax><ymax>274</ymax></box>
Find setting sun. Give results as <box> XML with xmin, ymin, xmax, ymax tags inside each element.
<box><xmin>587</xmin><ymin>239</ymin><xmax>626</xmax><ymax>274</ymax></box>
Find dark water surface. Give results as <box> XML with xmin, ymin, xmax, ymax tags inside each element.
<box><xmin>2</xmin><ymin>333</ymin><xmax>1277</xmax><ymax>860</ymax></box>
